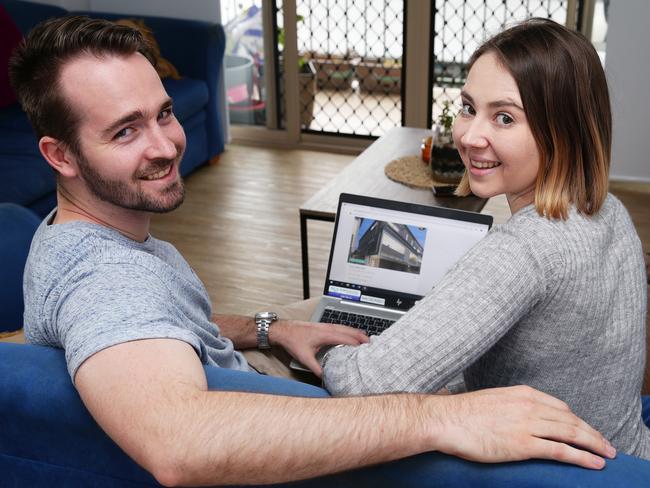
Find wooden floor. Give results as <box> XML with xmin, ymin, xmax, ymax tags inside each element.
<box><xmin>150</xmin><ymin>144</ymin><xmax>650</xmax><ymax>316</ymax></box>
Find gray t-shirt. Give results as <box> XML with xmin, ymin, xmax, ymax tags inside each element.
<box><xmin>23</xmin><ymin>212</ymin><xmax>249</xmax><ymax>380</ymax></box>
<box><xmin>323</xmin><ymin>194</ymin><xmax>650</xmax><ymax>459</ymax></box>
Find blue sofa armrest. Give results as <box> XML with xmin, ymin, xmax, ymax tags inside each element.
<box><xmin>3</xmin><ymin>343</ymin><xmax>650</xmax><ymax>487</ymax></box>
<box><xmin>72</xmin><ymin>11</ymin><xmax>226</xmax><ymax>159</ymax></box>
<box><xmin>0</xmin><ymin>343</ymin><xmax>159</xmax><ymax>487</ymax></box>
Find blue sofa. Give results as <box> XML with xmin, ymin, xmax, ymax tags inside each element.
<box><xmin>3</xmin><ymin>202</ymin><xmax>650</xmax><ymax>486</ymax></box>
<box><xmin>0</xmin><ymin>0</ymin><xmax>226</xmax><ymax>217</ymax></box>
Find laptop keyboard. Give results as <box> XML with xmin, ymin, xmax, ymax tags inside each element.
<box><xmin>319</xmin><ymin>308</ymin><xmax>395</xmax><ymax>336</ymax></box>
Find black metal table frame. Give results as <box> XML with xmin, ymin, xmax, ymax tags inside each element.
<box><xmin>300</xmin><ymin>210</ymin><xmax>335</xmax><ymax>299</ymax></box>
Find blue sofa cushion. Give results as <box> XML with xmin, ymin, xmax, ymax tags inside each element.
<box><xmin>179</xmin><ymin>110</ymin><xmax>208</xmax><ymax>175</ymax></box>
<box><xmin>0</xmin><ymin>153</ymin><xmax>55</xmax><ymax>207</ymax></box>
<box><xmin>0</xmin><ymin>103</ymin><xmax>34</xmax><ymax>132</ymax></box>
<box><xmin>0</xmin><ymin>126</ymin><xmax>40</xmax><ymax>155</ymax></box>
<box><xmin>163</xmin><ymin>78</ymin><xmax>209</xmax><ymax>122</ymax></box>
<box><xmin>0</xmin><ymin>0</ymin><xmax>67</xmax><ymax>34</ymax></box>
<box><xmin>21</xmin><ymin>190</ymin><xmax>56</xmax><ymax>219</ymax></box>
<box><xmin>0</xmin><ymin>204</ymin><xmax>39</xmax><ymax>332</ymax></box>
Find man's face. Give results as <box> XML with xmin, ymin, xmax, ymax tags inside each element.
<box><xmin>59</xmin><ymin>52</ymin><xmax>187</xmax><ymax>213</ymax></box>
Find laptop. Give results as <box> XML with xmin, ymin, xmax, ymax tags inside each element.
<box><xmin>291</xmin><ymin>193</ymin><xmax>493</xmax><ymax>371</ymax></box>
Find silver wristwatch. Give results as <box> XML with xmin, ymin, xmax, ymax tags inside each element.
<box><xmin>255</xmin><ymin>312</ymin><xmax>278</xmax><ymax>349</ymax></box>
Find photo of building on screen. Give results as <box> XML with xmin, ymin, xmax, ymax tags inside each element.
<box><xmin>348</xmin><ymin>218</ymin><xmax>427</xmax><ymax>274</ymax></box>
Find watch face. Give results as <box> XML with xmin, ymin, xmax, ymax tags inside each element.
<box><xmin>256</xmin><ymin>312</ymin><xmax>278</xmax><ymax>321</ymax></box>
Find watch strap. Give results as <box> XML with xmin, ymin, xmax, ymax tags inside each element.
<box><xmin>255</xmin><ymin>312</ymin><xmax>278</xmax><ymax>349</ymax></box>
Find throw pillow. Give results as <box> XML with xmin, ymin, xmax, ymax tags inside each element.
<box><xmin>115</xmin><ymin>18</ymin><xmax>182</xmax><ymax>80</ymax></box>
<box><xmin>0</xmin><ymin>6</ymin><xmax>23</xmax><ymax>108</ymax></box>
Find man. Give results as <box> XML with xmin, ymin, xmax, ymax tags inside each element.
<box><xmin>10</xmin><ymin>16</ymin><xmax>615</xmax><ymax>486</ymax></box>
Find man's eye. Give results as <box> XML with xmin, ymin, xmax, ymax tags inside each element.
<box><xmin>158</xmin><ymin>108</ymin><xmax>173</xmax><ymax>120</ymax></box>
<box><xmin>114</xmin><ymin>127</ymin><xmax>134</xmax><ymax>139</ymax></box>
<box><xmin>495</xmin><ymin>113</ymin><xmax>514</xmax><ymax>125</ymax></box>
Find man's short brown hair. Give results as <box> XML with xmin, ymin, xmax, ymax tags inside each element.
<box><xmin>9</xmin><ymin>15</ymin><xmax>155</xmax><ymax>155</ymax></box>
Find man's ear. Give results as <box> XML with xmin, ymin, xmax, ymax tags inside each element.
<box><xmin>39</xmin><ymin>136</ymin><xmax>80</xmax><ymax>178</ymax></box>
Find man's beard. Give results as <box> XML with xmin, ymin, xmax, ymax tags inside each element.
<box><xmin>75</xmin><ymin>149</ymin><xmax>186</xmax><ymax>213</ymax></box>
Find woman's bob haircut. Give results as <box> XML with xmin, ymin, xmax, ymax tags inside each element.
<box><xmin>455</xmin><ymin>18</ymin><xmax>611</xmax><ymax>219</ymax></box>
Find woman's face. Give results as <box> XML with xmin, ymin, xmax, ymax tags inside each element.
<box><xmin>452</xmin><ymin>51</ymin><xmax>540</xmax><ymax>214</ymax></box>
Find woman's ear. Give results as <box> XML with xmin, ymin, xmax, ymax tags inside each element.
<box><xmin>39</xmin><ymin>136</ymin><xmax>79</xmax><ymax>178</ymax></box>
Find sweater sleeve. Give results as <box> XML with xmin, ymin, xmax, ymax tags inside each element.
<box><xmin>322</xmin><ymin>224</ymin><xmax>550</xmax><ymax>396</ymax></box>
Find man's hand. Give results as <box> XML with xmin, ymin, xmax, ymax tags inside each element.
<box><xmin>269</xmin><ymin>320</ymin><xmax>368</xmax><ymax>376</ymax></box>
<box><xmin>431</xmin><ymin>385</ymin><xmax>616</xmax><ymax>469</ymax></box>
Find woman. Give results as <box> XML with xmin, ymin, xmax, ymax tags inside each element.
<box><xmin>322</xmin><ymin>18</ymin><xmax>650</xmax><ymax>459</ymax></box>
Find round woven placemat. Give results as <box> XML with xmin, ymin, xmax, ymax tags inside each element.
<box><xmin>384</xmin><ymin>155</ymin><xmax>452</xmax><ymax>189</ymax></box>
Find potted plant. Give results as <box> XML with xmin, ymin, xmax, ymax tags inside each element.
<box><xmin>430</xmin><ymin>101</ymin><xmax>465</xmax><ymax>183</ymax></box>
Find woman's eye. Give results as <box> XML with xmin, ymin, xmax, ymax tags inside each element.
<box><xmin>459</xmin><ymin>103</ymin><xmax>475</xmax><ymax>116</ymax></box>
<box><xmin>495</xmin><ymin>113</ymin><xmax>514</xmax><ymax>125</ymax></box>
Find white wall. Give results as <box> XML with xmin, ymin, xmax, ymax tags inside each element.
<box><xmin>605</xmin><ymin>0</ymin><xmax>650</xmax><ymax>182</ymax></box>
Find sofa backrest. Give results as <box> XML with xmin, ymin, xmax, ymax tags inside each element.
<box><xmin>0</xmin><ymin>203</ymin><xmax>39</xmax><ymax>332</ymax></box>
<box><xmin>0</xmin><ymin>0</ymin><xmax>67</xmax><ymax>34</ymax></box>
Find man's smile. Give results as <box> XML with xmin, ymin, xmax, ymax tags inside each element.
<box><xmin>140</xmin><ymin>164</ymin><xmax>173</xmax><ymax>181</ymax></box>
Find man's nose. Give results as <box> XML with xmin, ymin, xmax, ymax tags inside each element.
<box><xmin>145</xmin><ymin>126</ymin><xmax>177</xmax><ymax>160</ymax></box>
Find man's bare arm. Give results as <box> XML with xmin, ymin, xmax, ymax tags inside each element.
<box><xmin>75</xmin><ymin>338</ymin><xmax>433</xmax><ymax>486</ymax></box>
<box><xmin>211</xmin><ymin>314</ymin><xmax>257</xmax><ymax>348</ymax></box>
<box><xmin>75</xmin><ymin>339</ymin><xmax>615</xmax><ymax>487</ymax></box>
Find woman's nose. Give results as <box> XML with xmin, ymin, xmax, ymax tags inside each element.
<box><xmin>459</xmin><ymin>119</ymin><xmax>489</xmax><ymax>148</ymax></box>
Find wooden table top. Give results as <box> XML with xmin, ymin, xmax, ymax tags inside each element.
<box><xmin>300</xmin><ymin>126</ymin><xmax>486</xmax><ymax>219</ymax></box>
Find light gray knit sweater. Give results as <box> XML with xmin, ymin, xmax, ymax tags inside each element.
<box><xmin>322</xmin><ymin>194</ymin><xmax>650</xmax><ymax>459</ymax></box>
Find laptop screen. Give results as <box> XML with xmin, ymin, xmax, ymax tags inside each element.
<box><xmin>324</xmin><ymin>194</ymin><xmax>493</xmax><ymax>311</ymax></box>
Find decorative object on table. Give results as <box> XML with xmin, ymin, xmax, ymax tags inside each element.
<box><xmin>420</xmin><ymin>135</ymin><xmax>432</xmax><ymax>163</ymax></box>
<box><xmin>384</xmin><ymin>155</ymin><xmax>456</xmax><ymax>194</ymax></box>
<box><xmin>430</xmin><ymin>101</ymin><xmax>465</xmax><ymax>183</ymax></box>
